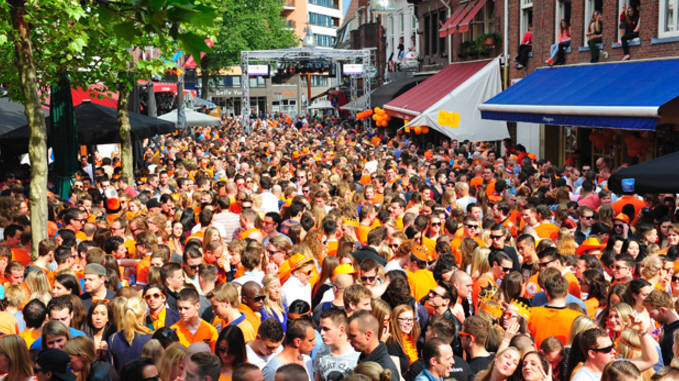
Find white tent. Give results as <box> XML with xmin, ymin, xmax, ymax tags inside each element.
<box><xmin>307</xmin><ymin>100</ymin><xmax>334</xmax><ymax>109</ymax></box>
<box><xmin>339</xmin><ymin>95</ymin><xmax>367</xmax><ymax>111</ymax></box>
<box><xmin>158</xmin><ymin>109</ymin><xmax>222</xmax><ymax>127</ymax></box>
<box><xmin>402</xmin><ymin>57</ymin><xmax>509</xmax><ymax>142</ymax></box>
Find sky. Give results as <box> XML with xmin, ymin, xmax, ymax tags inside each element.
<box><xmin>343</xmin><ymin>0</ymin><xmax>351</xmax><ymax>18</ymax></box>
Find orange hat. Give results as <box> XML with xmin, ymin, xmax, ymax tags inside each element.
<box><xmin>343</xmin><ymin>217</ymin><xmax>360</xmax><ymax>228</ymax></box>
<box><xmin>293</xmin><ymin>151</ymin><xmax>300</xmax><ymax>159</ymax></box>
<box><xmin>411</xmin><ymin>245</ymin><xmax>434</xmax><ymax>262</ymax></box>
<box><xmin>614</xmin><ymin>213</ymin><xmax>630</xmax><ymax>225</ymax></box>
<box><xmin>332</xmin><ymin>264</ymin><xmax>357</xmax><ymax>280</ymax></box>
<box><xmin>528</xmin><ymin>153</ymin><xmax>537</xmax><ymax>160</ymax></box>
<box><xmin>507</xmin><ymin>299</ymin><xmax>531</xmax><ymax>320</ymax></box>
<box><xmin>288</xmin><ymin>253</ymin><xmax>312</xmax><ymax>272</ymax></box>
<box><xmin>576</xmin><ymin>237</ymin><xmax>605</xmax><ymax>255</ymax></box>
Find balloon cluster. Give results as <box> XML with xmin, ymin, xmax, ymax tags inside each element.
<box><xmin>588</xmin><ymin>130</ymin><xmax>615</xmax><ymax>150</ymax></box>
<box><xmin>372</xmin><ymin>107</ymin><xmax>391</xmax><ymax>127</ymax></box>
<box><xmin>624</xmin><ymin>134</ymin><xmax>651</xmax><ymax>157</ymax></box>
<box><xmin>404</xmin><ymin>125</ymin><xmax>429</xmax><ymax>134</ymax></box>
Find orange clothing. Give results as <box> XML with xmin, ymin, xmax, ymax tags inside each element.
<box><xmin>237</xmin><ymin>227</ymin><xmax>262</xmax><ymax>241</ymax></box>
<box><xmin>11</xmin><ymin>248</ymin><xmax>31</xmax><ymax>267</ymax></box>
<box><xmin>450</xmin><ymin>237</ymin><xmax>486</xmax><ymax>266</ymax></box>
<box><xmin>48</xmin><ymin>221</ymin><xmax>59</xmax><ymax>240</ymax></box>
<box><xmin>472</xmin><ymin>273</ymin><xmax>497</xmax><ymax>308</ymax></box>
<box><xmin>525</xmin><ymin>273</ymin><xmax>541</xmax><ymax>298</ymax></box>
<box><xmin>584</xmin><ymin>298</ymin><xmax>600</xmax><ymax>318</ymax></box>
<box><xmin>528</xmin><ymin>305</ymin><xmax>583</xmax><ymax>347</ymax></box>
<box><xmin>171</xmin><ymin>319</ymin><xmax>219</xmax><ymax>351</ymax></box>
<box><xmin>422</xmin><ymin>236</ymin><xmax>437</xmax><ymax>259</ymax></box>
<box><xmin>469</xmin><ymin>177</ymin><xmax>484</xmax><ymax>190</ymax></box>
<box><xmin>76</xmin><ymin>231</ymin><xmax>88</xmax><ymax>242</ymax></box>
<box><xmin>135</xmin><ymin>256</ymin><xmax>152</xmax><ymax>286</ymax></box>
<box><xmin>403</xmin><ymin>333</ymin><xmax>419</xmax><ymax>364</ymax></box>
<box><xmin>612</xmin><ymin>196</ymin><xmax>646</xmax><ymax>226</ymax></box>
<box><xmin>534</xmin><ymin>223</ymin><xmax>560</xmax><ymax>240</ymax></box>
<box><xmin>326</xmin><ymin>240</ymin><xmax>338</xmax><ymax>257</ymax></box>
<box><xmin>564</xmin><ymin>271</ymin><xmax>582</xmax><ymax>299</ymax></box>
<box><xmin>237</xmin><ymin>304</ymin><xmax>261</xmax><ymax>333</ymax></box>
<box><xmin>407</xmin><ymin>269</ymin><xmax>437</xmax><ymax>303</ymax></box>
<box><xmin>188</xmin><ymin>231</ymin><xmax>205</xmax><ymax>241</ymax></box>
<box><xmin>124</xmin><ymin>238</ymin><xmax>136</xmax><ymax>258</ymax></box>
<box><xmin>0</xmin><ymin>311</ymin><xmax>19</xmax><ymax>335</ymax></box>
<box><xmin>212</xmin><ymin>315</ymin><xmax>256</xmax><ymax>343</ymax></box>
<box><xmin>19</xmin><ymin>329</ymin><xmax>41</xmax><ymax>348</ymax></box>
<box><xmin>357</xmin><ymin>225</ymin><xmax>371</xmax><ymax>245</ymax></box>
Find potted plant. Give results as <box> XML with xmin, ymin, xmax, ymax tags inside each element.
<box><xmin>477</xmin><ymin>33</ymin><xmax>503</xmax><ymax>49</ymax></box>
<box><xmin>458</xmin><ymin>41</ymin><xmax>473</xmax><ymax>59</ymax></box>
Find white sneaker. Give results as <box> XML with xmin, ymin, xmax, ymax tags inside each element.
<box><xmin>602</xmin><ymin>51</ymin><xmax>609</xmax><ymax>59</ymax></box>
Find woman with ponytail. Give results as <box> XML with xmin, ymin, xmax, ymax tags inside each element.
<box><xmin>108</xmin><ymin>295</ymin><xmax>154</xmax><ymax>374</ymax></box>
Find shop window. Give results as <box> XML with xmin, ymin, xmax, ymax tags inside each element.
<box><xmin>439</xmin><ymin>9</ymin><xmax>447</xmax><ymax>56</ymax></box>
<box><xmin>430</xmin><ymin>12</ymin><xmax>439</xmax><ymax>55</ymax></box>
<box><xmin>424</xmin><ymin>14</ymin><xmax>431</xmax><ymax>55</ymax></box>
<box><xmin>301</xmin><ymin>75</ymin><xmax>329</xmax><ymax>87</ymax></box>
<box><xmin>583</xmin><ymin>0</ymin><xmax>603</xmax><ymax>43</ymax></box>
<box><xmin>660</xmin><ymin>0</ymin><xmax>679</xmax><ymax>37</ymax></box>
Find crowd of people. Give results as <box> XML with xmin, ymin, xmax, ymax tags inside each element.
<box><xmin>0</xmin><ymin>116</ymin><xmax>677</xmax><ymax>381</ymax></box>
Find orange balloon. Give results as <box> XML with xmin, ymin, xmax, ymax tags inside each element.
<box><xmin>421</xmin><ymin>126</ymin><xmax>429</xmax><ymax>134</ymax></box>
<box><xmin>414</xmin><ymin>126</ymin><xmax>422</xmax><ymax>135</ymax></box>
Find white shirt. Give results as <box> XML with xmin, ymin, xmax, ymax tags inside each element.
<box><xmin>281</xmin><ymin>275</ymin><xmax>312</xmax><ymax>307</ymax></box>
<box><xmin>246</xmin><ymin>342</ymin><xmax>283</xmax><ymax>370</ymax></box>
<box><xmin>233</xmin><ymin>271</ymin><xmax>265</xmax><ymax>287</ymax></box>
<box><xmin>260</xmin><ymin>191</ymin><xmax>280</xmax><ymax>213</ymax></box>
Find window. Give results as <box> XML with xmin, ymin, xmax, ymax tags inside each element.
<box><xmin>301</xmin><ymin>75</ymin><xmax>329</xmax><ymax>87</ymax></box>
<box><xmin>412</xmin><ymin>14</ymin><xmax>418</xmax><ymax>29</ymax></box>
<box><xmin>424</xmin><ymin>14</ymin><xmax>431</xmax><ymax>55</ymax></box>
<box><xmin>249</xmin><ymin>77</ymin><xmax>266</xmax><ymax>88</ymax></box>
<box><xmin>617</xmin><ymin>0</ymin><xmax>641</xmax><ymax>40</ymax></box>
<box><xmin>660</xmin><ymin>0</ymin><xmax>679</xmax><ymax>37</ymax></box>
<box><xmin>472</xmin><ymin>0</ymin><xmax>495</xmax><ymax>38</ymax></box>
<box><xmin>439</xmin><ymin>9</ymin><xmax>447</xmax><ymax>55</ymax></box>
<box><xmin>583</xmin><ymin>0</ymin><xmax>603</xmax><ymax>42</ymax></box>
<box><xmin>309</xmin><ymin>12</ymin><xmax>334</xmax><ymax>27</ymax></box>
<box><xmin>309</xmin><ymin>0</ymin><xmax>338</xmax><ymax>9</ymax></box>
<box><xmin>521</xmin><ymin>0</ymin><xmax>534</xmax><ymax>38</ymax></box>
<box><xmin>272</xmin><ymin>99</ymin><xmax>298</xmax><ymax>116</ymax></box>
<box><xmin>555</xmin><ymin>0</ymin><xmax>571</xmax><ymax>42</ymax></box>
<box><xmin>400</xmin><ymin>13</ymin><xmax>405</xmax><ymax>33</ymax></box>
<box><xmin>314</xmin><ymin>34</ymin><xmax>336</xmax><ymax>47</ymax></box>
<box><xmin>224</xmin><ymin>76</ymin><xmax>241</xmax><ymax>88</ymax></box>
<box><xmin>431</xmin><ymin>12</ymin><xmax>439</xmax><ymax>55</ymax></box>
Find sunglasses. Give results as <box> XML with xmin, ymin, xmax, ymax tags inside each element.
<box><xmin>144</xmin><ymin>293</ymin><xmax>162</xmax><ymax>300</ymax></box>
<box><xmin>361</xmin><ymin>276</ymin><xmax>376</xmax><ymax>282</ymax></box>
<box><xmin>466</xmin><ymin>224</ymin><xmax>478</xmax><ymax>229</ymax></box>
<box><xmin>539</xmin><ymin>259</ymin><xmax>556</xmax><ymax>269</ymax></box>
<box><xmin>188</xmin><ymin>264</ymin><xmax>202</xmax><ymax>271</ymax></box>
<box><xmin>141</xmin><ymin>375</ymin><xmax>161</xmax><ymax>381</ymax></box>
<box><xmin>614</xmin><ymin>265</ymin><xmax>631</xmax><ymax>270</ymax></box>
<box><xmin>490</xmin><ymin>235</ymin><xmax>504</xmax><ymax>240</ymax></box>
<box><xmin>582</xmin><ymin>216</ymin><xmax>594</xmax><ymax>220</ymax></box>
<box><xmin>300</xmin><ymin>269</ymin><xmax>313</xmax><ymax>276</ymax></box>
<box><xmin>430</xmin><ymin>222</ymin><xmax>442</xmax><ymax>226</ymax></box>
<box><xmin>429</xmin><ymin>290</ymin><xmax>445</xmax><ymax>299</ymax></box>
<box><xmin>262</xmin><ymin>221</ymin><xmax>275</xmax><ymax>225</ymax></box>
<box><xmin>247</xmin><ymin>295</ymin><xmax>266</xmax><ymax>302</ymax></box>
<box><xmin>216</xmin><ymin>345</ymin><xmax>228</xmax><ymax>353</ymax></box>
<box><xmin>501</xmin><ymin>266</ymin><xmax>513</xmax><ymax>273</ymax></box>
<box><xmin>592</xmin><ymin>345</ymin><xmax>615</xmax><ymax>353</ymax></box>
<box><xmin>389</xmin><ymin>244</ymin><xmax>400</xmax><ymax>249</ymax></box>
<box><xmin>614</xmin><ymin>224</ymin><xmax>625</xmax><ymax>229</ymax></box>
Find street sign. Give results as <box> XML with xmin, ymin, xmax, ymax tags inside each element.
<box><xmin>368</xmin><ymin>65</ymin><xmax>378</xmax><ymax>78</ymax></box>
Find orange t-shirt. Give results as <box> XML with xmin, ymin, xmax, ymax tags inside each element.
<box><xmin>11</xmin><ymin>248</ymin><xmax>31</xmax><ymax>267</ymax></box>
<box><xmin>19</xmin><ymin>329</ymin><xmax>41</xmax><ymax>348</ymax></box>
<box><xmin>237</xmin><ymin>304</ymin><xmax>261</xmax><ymax>333</ymax></box>
<box><xmin>135</xmin><ymin>256</ymin><xmax>152</xmax><ymax>286</ymax></box>
<box><xmin>0</xmin><ymin>311</ymin><xmax>19</xmax><ymax>335</ymax></box>
<box><xmin>525</xmin><ymin>273</ymin><xmax>541</xmax><ymax>298</ymax></box>
<box><xmin>171</xmin><ymin>319</ymin><xmax>219</xmax><ymax>351</ymax></box>
<box><xmin>407</xmin><ymin>269</ymin><xmax>437</xmax><ymax>303</ymax></box>
<box><xmin>534</xmin><ymin>223</ymin><xmax>560</xmax><ymax>240</ymax></box>
<box><xmin>450</xmin><ymin>237</ymin><xmax>486</xmax><ymax>266</ymax></box>
<box><xmin>357</xmin><ymin>226</ymin><xmax>371</xmax><ymax>245</ymax></box>
<box><xmin>564</xmin><ymin>271</ymin><xmax>582</xmax><ymax>299</ymax></box>
<box><xmin>212</xmin><ymin>315</ymin><xmax>256</xmax><ymax>343</ymax></box>
<box><xmin>472</xmin><ymin>273</ymin><xmax>497</xmax><ymax>308</ymax></box>
<box><xmin>528</xmin><ymin>306</ymin><xmax>583</xmax><ymax>348</ymax></box>
<box><xmin>584</xmin><ymin>298</ymin><xmax>600</xmax><ymax>318</ymax></box>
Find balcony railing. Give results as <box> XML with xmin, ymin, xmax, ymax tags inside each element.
<box><xmin>282</xmin><ymin>0</ymin><xmax>295</xmax><ymax>10</ymax></box>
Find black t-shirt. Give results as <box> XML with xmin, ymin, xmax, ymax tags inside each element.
<box><xmin>468</xmin><ymin>355</ymin><xmax>495</xmax><ymax>378</ymax></box>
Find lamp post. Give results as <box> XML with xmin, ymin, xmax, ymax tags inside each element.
<box><xmin>302</xmin><ymin>24</ymin><xmax>316</xmax><ymax>114</ymax></box>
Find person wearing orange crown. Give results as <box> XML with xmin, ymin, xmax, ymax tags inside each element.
<box><xmin>406</xmin><ymin>245</ymin><xmax>437</xmax><ymax>302</ymax></box>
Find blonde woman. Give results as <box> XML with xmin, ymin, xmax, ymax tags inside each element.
<box><xmin>26</xmin><ymin>270</ymin><xmax>51</xmax><ymax>294</ymax></box>
<box><xmin>2</xmin><ymin>284</ymin><xmax>28</xmax><ymax>331</ymax></box>
<box><xmin>111</xmin><ymin>296</ymin><xmax>128</xmax><ymax>332</ymax></box>
<box><xmin>261</xmin><ymin>274</ymin><xmax>288</xmax><ymax>331</ymax></box>
<box><xmin>371</xmin><ymin>299</ymin><xmax>392</xmax><ymax>343</ymax></box>
<box><xmin>0</xmin><ymin>335</ymin><xmax>34</xmax><ymax>381</ymax></box>
<box><xmin>386</xmin><ymin>304</ymin><xmax>420</xmax><ymax>375</ymax></box>
<box><xmin>640</xmin><ymin>256</ymin><xmax>664</xmax><ymax>288</ymax></box>
<box><xmin>475</xmin><ymin>347</ymin><xmax>522</xmax><ymax>381</ymax></box>
<box><xmin>353</xmin><ymin>361</ymin><xmax>392</xmax><ymax>381</ymax></box>
<box><xmin>616</xmin><ymin>329</ymin><xmax>653</xmax><ymax>381</ymax></box>
<box><xmin>605</xmin><ymin>302</ymin><xmax>634</xmax><ymax>343</ymax></box>
<box><xmin>556</xmin><ymin>228</ymin><xmax>578</xmax><ymax>256</ymax></box>
<box><xmin>63</xmin><ymin>336</ymin><xmax>114</xmax><ymax>381</ymax></box>
<box><xmin>311</xmin><ymin>205</ymin><xmax>327</xmax><ymax>230</ymax></box>
<box><xmin>158</xmin><ymin>343</ymin><xmax>187</xmax><ymax>381</ymax></box>
<box><xmin>469</xmin><ymin>247</ymin><xmax>491</xmax><ymax>282</ymax></box>
<box><xmin>108</xmin><ymin>296</ymin><xmax>154</xmax><ymax>374</ymax></box>
<box><xmin>460</xmin><ymin>238</ymin><xmax>480</xmax><ymax>274</ymax></box>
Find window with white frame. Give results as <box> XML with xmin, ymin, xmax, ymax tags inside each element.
<box><xmin>471</xmin><ymin>0</ymin><xmax>495</xmax><ymax>38</ymax></box>
<box><xmin>617</xmin><ymin>0</ymin><xmax>641</xmax><ymax>41</ymax></box>
<box><xmin>521</xmin><ymin>0</ymin><xmax>533</xmax><ymax>39</ymax></box>
<box><xmin>660</xmin><ymin>0</ymin><xmax>678</xmax><ymax>37</ymax></box>
<box><xmin>554</xmin><ymin>0</ymin><xmax>571</xmax><ymax>42</ymax></box>
<box><xmin>583</xmin><ymin>0</ymin><xmax>603</xmax><ymax>43</ymax></box>
<box><xmin>400</xmin><ymin>13</ymin><xmax>405</xmax><ymax>33</ymax></box>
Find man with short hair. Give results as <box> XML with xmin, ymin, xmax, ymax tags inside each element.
<box><xmin>351</xmin><ymin>227</ymin><xmax>388</xmax><ymax>266</ymax></box>
<box><xmin>574</xmin><ymin>205</ymin><xmax>595</xmax><ymax>245</ymax></box>
<box><xmin>359</xmin><ymin>259</ymin><xmax>380</xmax><ymax>288</ymax></box>
<box><xmin>414</xmin><ymin>338</ymin><xmax>455</xmax><ymax>381</ymax></box>
<box><xmin>31</xmin><ymin>296</ymin><xmax>86</xmax><ymax>349</ymax></box>
<box><xmin>234</xmin><ymin>249</ymin><xmax>265</xmax><ymax>286</ymax></box>
<box><xmin>347</xmin><ymin>310</ymin><xmax>399</xmax><ymax>381</ymax></box>
<box><xmin>407</xmin><ymin>245</ymin><xmax>438</xmax><ymax>302</ymax></box>
<box><xmin>247</xmin><ymin>318</ymin><xmax>285</xmax><ymax>370</ymax></box>
<box><xmin>239</xmin><ymin>281</ymin><xmax>265</xmax><ymax>333</ymax></box>
<box><xmin>171</xmin><ymin>288</ymin><xmax>219</xmax><ymax>350</ymax></box>
<box><xmin>234</xmin><ymin>363</ymin><xmax>265</xmax><ymax>381</ymax></box>
<box><xmin>612</xmin><ymin>253</ymin><xmax>636</xmax><ymax>285</ymax></box>
<box><xmin>472</xmin><ymin>250</ymin><xmax>512</xmax><ymax>307</ymax></box>
<box><xmin>80</xmin><ymin>263</ymin><xmax>115</xmax><ymax>311</ymax></box>
<box><xmin>181</xmin><ymin>352</ymin><xmax>222</xmax><ymax>381</ymax></box>
<box><xmin>644</xmin><ymin>289</ymin><xmax>679</xmax><ymax>365</ymax></box>
<box><xmin>182</xmin><ymin>246</ymin><xmax>204</xmax><ymax>293</ymax></box>
<box><xmin>528</xmin><ymin>272</ymin><xmax>583</xmax><ymax>348</ymax></box>
<box><xmin>407</xmin><ymin>315</ymin><xmax>471</xmax><ymax>381</ymax></box>
<box><xmin>651</xmin><ymin>366</ymin><xmax>679</xmax><ymax>381</ymax></box>
<box><xmin>343</xmin><ymin>284</ymin><xmax>373</xmax><ymax>317</ymax></box>
<box><xmin>20</xmin><ymin>299</ymin><xmax>47</xmax><ymax>348</ymax></box>
<box><xmin>262</xmin><ymin>319</ymin><xmax>316</xmax><ymax>381</ymax></box>
<box><xmin>26</xmin><ymin>238</ymin><xmax>56</xmax><ymax>274</ymax></box>
<box><xmin>451</xmin><ymin>270</ymin><xmax>474</xmax><ymax>319</ymax></box>
<box><xmin>537</xmin><ymin>247</ymin><xmax>581</xmax><ymax>298</ymax></box>
<box><xmin>144</xmin><ymin>283</ymin><xmax>180</xmax><ymax>331</ymax></box>
<box><xmin>238</xmin><ymin>208</ymin><xmax>264</xmax><ymax>242</ymax></box>
<box><xmin>313</xmin><ymin>273</ymin><xmax>352</xmax><ymax>324</ymax></box>
<box><xmin>314</xmin><ymin>309</ymin><xmax>360</xmax><ymax>381</ymax></box>
<box><xmin>161</xmin><ymin>262</ymin><xmax>184</xmax><ymax>310</ymax></box>
<box><xmin>488</xmin><ymin>224</ymin><xmax>520</xmax><ymax>271</ymax></box>
<box><xmin>206</xmin><ymin>283</ymin><xmax>256</xmax><ymax>342</ymax></box>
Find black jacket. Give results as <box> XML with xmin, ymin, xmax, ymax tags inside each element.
<box><xmin>351</xmin><ymin>246</ymin><xmax>387</xmax><ymax>266</ymax></box>
<box><xmin>358</xmin><ymin>342</ymin><xmax>400</xmax><ymax>381</ymax></box>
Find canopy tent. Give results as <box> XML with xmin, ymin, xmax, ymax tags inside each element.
<box><xmin>608</xmin><ymin>151</ymin><xmax>679</xmax><ymax>194</ymax></box>
<box><xmin>384</xmin><ymin>57</ymin><xmax>508</xmax><ymax>141</ymax></box>
<box><xmin>158</xmin><ymin>109</ymin><xmax>222</xmax><ymax>127</ymax></box>
<box><xmin>193</xmin><ymin>96</ymin><xmax>216</xmax><ymax>109</ymax></box>
<box><xmin>0</xmin><ymin>101</ymin><xmax>176</xmax><ymax>151</ymax></box>
<box><xmin>0</xmin><ymin>98</ymin><xmax>48</xmax><ymax>136</ymax></box>
<box><xmin>308</xmin><ymin>100</ymin><xmax>334</xmax><ymax>110</ymax></box>
<box><xmin>479</xmin><ymin>58</ymin><xmax>679</xmax><ymax>131</ymax></box>
<box><xmin>341</xmin><ymin>75</ymin><xmax>433</xmax><ymax>112</ymax></box>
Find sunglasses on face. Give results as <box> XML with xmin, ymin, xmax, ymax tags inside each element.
<box><xmin>539</xmin><ymin>259</ymin><xmax>556</xmax><ymax>269</ymax></box>
<box><xmin>466</xmin><ymin>224</ymin><xmax>478</xmax><ymax>230</ymax></box>
<box><xmin>247</xmin><ymin>295</ymin><xmax>266</xmax><ymax>302</ymax></box>
<box><xmin>188</xmin><ymin>264</ymin><xmax>202</xmax><ymax>271</ymax></box>
<box><xmin>431</xmin><ymin>222</ymin><xmax>441</xmax><ymax>226</ymax></box>
<box><xmin>300</xmin><ymin>269</ymin><xmax>313</xmax><ymax>276</ymax></box>
<box><xmin>582</xmin><ymin>216</ymin><xmax>594</xmax><ymax>220</ymax></box>
<box><xmin>614</xmin><ymin>265</ymin><xmax>630</xmax><ymax>270</ymax></box>
<box><xmin>490</xmin><ymin>235</ymin><xmax>504</xmax><ymax>240</ymax></box>
<box><xmin>673</xmin><ymin>277</ymin><xmax>679</xmax><ymax>282</ymax></box>
<box><xmin>144</xmin><ymin>293</ymin><xmax>163</xmax><ymax>301</ymax></box>
<box><xmin>501</xmin><ymin>266</ymin><xmax>512</xmax><ymax>273</ymax></box>
<box><xmin>389</xmin><ymin>244</ymin><xmax>400</xmax><ymax>249</ymax></box>
<box><xmin>592</xmin><ymin>345</ymin><xmax>615</xmax><ymax>354</ymax></box>
<box><xmin>361</xmin><ymin>276</ymin><xmax>376</xmax><ymax>282</ymax></box>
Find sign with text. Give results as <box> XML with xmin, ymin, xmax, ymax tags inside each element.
<box><xmin>248</xmin><ymin>65</ymin><xmax>269</xmax><ymax>76</ymax></box>
<box><xmin>343</xmin><ymin>64</ymin><xmax>363</xmax><ymax>75</ymax></box>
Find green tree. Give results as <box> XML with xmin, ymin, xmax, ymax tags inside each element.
<box><xmin>200</xmin><ymin>0</ymin><xmax>298</xmax><ymax>95</ymax></box>
<box><xmin>0</xmin><ymin>0</ymin><xmax>219</xmax><ymax>258</ymax></box>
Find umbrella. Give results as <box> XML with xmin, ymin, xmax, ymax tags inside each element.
<box><xmin>50</xmin><ymin>74</ymin><xmax>79</xmax><ymax>199</ymax></box>
<box><xmin>0</xmin><ymin>98</ymin><xmax>48</xmax><ymax>135</ymax></box>
<box><xmin>0</xmin><ymin>101</ymin><xmax>176</xmax><ymax>148</ymax></box>
<box><xmin>193</xmin><ymin>96</ymin><xmax>216</xmax><ymax>109</ymax></box>
<box><xmin>158</xmin><ymin>109</ymin><xmax>222</xmax><ymax>127</ymax></box>
<box><xmin>608</xmin><ymin>151</ymin><xmax>679</xmax><ymax>194</ymax></box>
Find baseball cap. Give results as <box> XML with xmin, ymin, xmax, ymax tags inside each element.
<box><xmin>146</xmin><ymin>198</ymin><xmax>162</xmax><ymax>209</ymax></box>
<box><xmin>332</xmin><ymin>264</ymin><xmax>357</xmax><ymax>280</ymax></box>
<box><xmin>288</xmin><ymin>253</ymin><xmax>312</xmax><ymax>272</ymax></box>
<box><xmin>36</xmin><ymin>349</ymin><xmax>77</xmax><ymax>381</ymax></box>
<box><xmin>84</xmin><ymin>263</ymin><xmax>107</xmax><ymax>277</ymax></box>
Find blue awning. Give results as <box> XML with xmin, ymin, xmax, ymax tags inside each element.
<box><xmin>479</xmin><ymin>59</ymin><xmax>679</xmax><ymax>131</ymax></box>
